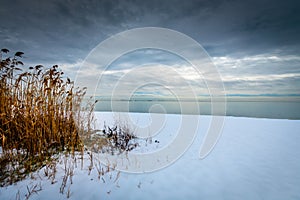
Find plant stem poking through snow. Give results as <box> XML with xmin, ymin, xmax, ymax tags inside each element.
<box><xmin>0</xmin><ymin>49</ymin><xmax>95</xmax><ymax>186</ymax></box>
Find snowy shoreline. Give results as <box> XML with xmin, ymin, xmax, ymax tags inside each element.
<box><xmin>1</xmin><ymin>112</ymin><xmax>300</xmax><ymax>200</ymax></box>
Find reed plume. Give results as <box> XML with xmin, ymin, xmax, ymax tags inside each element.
<box><xmin>0</xmin><ymin>49</ymin><xmax>91</xmax><ymax>185</ymax></box>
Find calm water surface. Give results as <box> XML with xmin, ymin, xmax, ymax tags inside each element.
<box><xmin>95</xmin><ymin>100</ymin><xmax>300</xmax><ymax>119</ymax></box>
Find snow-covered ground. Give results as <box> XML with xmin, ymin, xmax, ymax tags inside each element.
<box><xmin>1</xmin><ymin>112</ymin><xmax>300</xmax><ymax>200</ymax></box>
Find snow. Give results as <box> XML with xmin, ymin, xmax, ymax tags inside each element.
<box><xmin>1</xmin><ymin>112</ymin><xmax>300</xmax><ymax>200</ymax></box>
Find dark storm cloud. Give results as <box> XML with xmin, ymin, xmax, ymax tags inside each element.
<box><xmin>0</xmin><ymin>0</ymin><xmax>299</xmax><ymax>96</ymax></box>
<box><xmin>0</xmin><ymin>0</ymin><xmax>140</xmax><ymax>63</ymax></box>
<box><xmin>1</xmin><ymin>0</ymin><xmax>299</xmax><ymax>64</ymax></box>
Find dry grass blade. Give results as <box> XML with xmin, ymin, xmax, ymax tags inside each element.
<box><xmin>0</xmin><ymin>50</ymin><xmax>93</xmax><ymax>186</ymax></box>
<box><xmin>0</xmin><ymin>49</ymin><xmax>138</xmax><ymax>189</ymax></box>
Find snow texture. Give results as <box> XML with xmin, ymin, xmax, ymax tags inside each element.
<box><xmin>1</xmin><ymin>112</ymin><xmax>300</xmax><ymax>200</ymax></box>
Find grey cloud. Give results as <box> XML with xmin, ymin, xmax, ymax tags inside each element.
<box><xmin>0</xmin><ymin>0</ymin><xmax>299</xmax><ymax>96</ymax></box>
<box><xmin>215</xmin><ymin>54</ymin><xmax>300</xmax><ymax>77</ymax></box>
<box><xmin>1</xmin><ymin>0</ymin><xmax>299</xmax><ymax>64</ymax></box>
<box><xmin>223</xmin><ymin>75</ymin><xmax>300</xmax><ymax>95</ymax></box>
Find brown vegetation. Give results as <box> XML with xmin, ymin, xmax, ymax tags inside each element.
<box><xmin>0</xmin><ymin>49</ymin><xmax>138</xmax><ymax>187</ymax></box>
<box><xmin>0</xmin><ymin>49</ymin><xmax>90</xmax><ymax>185</ymax></box>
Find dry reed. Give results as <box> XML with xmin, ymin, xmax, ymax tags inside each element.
<box><xmin>0</xmin><ymin>49</ymin><xmax>91</xmax><ymax>185</ymax></box>
<box><xmin>0</xmin><ymin>49</ymin><xmax>138</xmax><ymax>187</ymax></box>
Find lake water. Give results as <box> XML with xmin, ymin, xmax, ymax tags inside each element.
<box><xmin>94</xmin><ymin>98</ymin><xmax>300</xmax><ymax>119</ymax></box>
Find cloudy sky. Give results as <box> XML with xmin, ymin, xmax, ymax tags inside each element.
<box><xmin>1</xmin><ymin>0</ymin><xmax>300</xmax><ymax>98</ymax></box>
